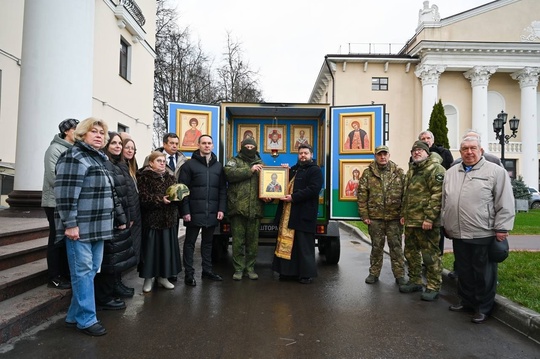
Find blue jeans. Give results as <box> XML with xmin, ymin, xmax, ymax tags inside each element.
<box><xmin>65</xmin><ymin>239</ymin><xmax>104</xmax><ymax>329</ymax></box>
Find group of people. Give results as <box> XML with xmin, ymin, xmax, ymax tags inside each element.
<box><xmin>43</xmin><ymin>117</ymin><xmax>512</xmax><ymax>337</ymax></box>
<box><xmin>43</xmin><ymin>119</ymin><xmax>322</xmax><ymax>337</ymax></box>
<box><xmin>357</xmin><ymin>129</ymin><xmax>514</xmax><ymax>324</ymax></box>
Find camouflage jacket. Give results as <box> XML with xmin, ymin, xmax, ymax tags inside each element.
<box><xmin>401</xmin><ymin>155</ymin><xmax>445</xmax><ymax>227</ymax></box>
<box><xmin>357</xmin><ymin>160</ymin><xmax>405</xmax><ymax>221</ymax></box>
<box><xmin>224</xmin><ymin>155</ymin><xmax>264</xmax><ymax>219</ymax></box>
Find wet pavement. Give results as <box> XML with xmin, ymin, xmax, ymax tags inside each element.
<box><xmin>1</xmin><ymin>229</ymin><xmax>539</xmax><ymax>358</ymax></box>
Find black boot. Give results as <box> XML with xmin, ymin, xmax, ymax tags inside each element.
<box><xmin>113</xmin><ymin>280</ymin><xmax>134</xmax><ymax>298</ymax></box>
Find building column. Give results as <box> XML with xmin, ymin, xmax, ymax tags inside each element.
<box><xmin>463</xmin><ymin>66</ymin><xmax>498</xmax><ymax>149</ymax></box>
<box><xmin>7</xmin><ymin>0</ymin><xmax>95</xmax><ymax>207</ymax></box>
<box><xmin>415</xmin><ymin>64</ymin><xmax>446</xmax><ymax>130</ymax></box>
<box><xmin>511</xmin><ymin>67</ymin><xmax>539</xmax><ymax>189</ymax></box>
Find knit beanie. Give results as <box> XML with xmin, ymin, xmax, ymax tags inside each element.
<box><xmin>411</xmin><ymin>140</ymin><xmax>430</xmax><ymax>154</ymax></box>
<box><xmin>241</xmin><ymin>137</ymin><xmax>257</xmax><ymax>149</ymax></box>
<box><xmin>58</xmin><ymin>118</ymin><xmax>79</xmax><ymax>137</ymax></box>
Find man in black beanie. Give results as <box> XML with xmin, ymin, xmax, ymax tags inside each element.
<box><xmin>224</xmin><ymin>137</ymin><xmax>267</xmax><ymax>280</ymax></box>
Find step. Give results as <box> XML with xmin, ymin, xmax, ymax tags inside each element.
<box><xmin>0</xmin><ymin>216</ymin><xmax>49</xmax><ymax>246</ymax></box>
<box><xmin>0</xmin><ymin>259</ymin><xmax>48</xmax><ymax>302</ymax></box>
<box><xmin>0</xmin><ymin>237</ymin><xmax>48</xmax><ymax>271</ymax></box>
<box><xmin>0</xmin><ymin>284</ymin><xmax>71</xmax><ymax>345</ymax></box>
<box><xmin>0</xmin><ymin>228</ymin><xmax>49</xmax><ymax>247</ymax></box>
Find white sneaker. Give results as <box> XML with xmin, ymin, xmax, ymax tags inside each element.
<box><xmin>157</xmin><ymin>277</ymin><xmax>174</xmax><ymax>289</ymax></box>
<box><xmin>142</xmin><ymin>278</ymin><xmax>153</xmax><ymax>293</ymax></box>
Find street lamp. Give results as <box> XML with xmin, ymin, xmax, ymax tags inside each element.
<box><xmin>492</xmin><ymin>110</ymin><xmax>519</xmax><ymax>164</ymax></box>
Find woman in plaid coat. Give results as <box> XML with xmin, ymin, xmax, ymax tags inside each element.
<box><xmin>54</xmin><ymin>117</ymin><xmax>124</xmax><ymax>337</ymax></box>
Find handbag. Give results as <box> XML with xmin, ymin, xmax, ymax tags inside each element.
<box><xmin>488</xmin><ymin>237</ymin><xmax>509</xmax><ymax>263</ymax></box>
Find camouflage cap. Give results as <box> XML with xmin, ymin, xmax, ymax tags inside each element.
<box><xmin>375</xmin><ymin>145</ymin><xmax>389</xmax><ymax>154</ymax></box>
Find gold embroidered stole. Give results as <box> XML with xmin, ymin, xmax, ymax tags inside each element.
<box><xmin>275</xmin><ymin>177</ymin><xmax>295</xmax><ymax>260</ymax></box>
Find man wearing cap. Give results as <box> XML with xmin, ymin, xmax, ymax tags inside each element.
<box><xmin>400</xmin><ymin>140</ymin><xmax>445</xmax><ymax>301</ymax></box>
<box><xmin>357</xmin><ymin>145</ymin><xmax>406</xmax><ymax>285</ymax></box>
<box><xmin>224</xmin><ymin>137</ymin><xmax>267</xmax><ymax>280</ymax></box>
<box><xmin>41</xmin><ymin>118</ymin><xmax>79</xmax><ymax>289</ymax></box>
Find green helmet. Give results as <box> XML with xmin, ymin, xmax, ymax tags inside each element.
<box><xmin>166</xmin><ymin>183</ymin><xmax>190</xmax><ymax>201</ymax></box>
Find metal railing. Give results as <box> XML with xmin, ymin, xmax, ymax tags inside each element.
<box><xmin>119</xmin><ymin>0</ymin><xmax>145</xmax><ymax>27</ymax></box>
<box><xmin>336</xmin><ymin>43</ymin><xmax>405</xmax><ymax>55</ymax></box>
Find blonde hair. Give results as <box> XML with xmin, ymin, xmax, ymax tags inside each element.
<box><xmin>148</xmin><ymin>151</ymin><xmax>166</xmax><ymax>163</ymax></box>
<box><xmin>123</xmin><ymin>138</ymin><xmax>139</xmax><ymax>180</ymax></box>
<box><xmin>74</xmin><ymin>117</ymin><xmax>109</xmax><ymax>146</ymax></box>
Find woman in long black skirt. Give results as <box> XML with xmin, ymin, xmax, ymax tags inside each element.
<box><xmin>137</xmin><ymin>151</ymin><xmax>182</xmax><ymax>292</ymax></box>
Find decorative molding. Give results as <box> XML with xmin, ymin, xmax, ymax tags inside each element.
<box><xmin>511</xmin><ymin>67</ymin><xmax>540</xmax><ymax>88</ymax></box>
<box><xmin>521</xmin><ymin>21</ymin><xmax>540</xmax><ymax>42</ymax></box>
<box><xmin>463</xmin><ymin>66</ymin><xmax>497</xmax><ymax>87</ymax></box>
<box><xmin>415</xmin><ymin>64</ymin><xmax>446</xmax><ymax>85</ymax></box>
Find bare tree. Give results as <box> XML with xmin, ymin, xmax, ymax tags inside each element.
<box><xmin>216</xmin><ymin>32</ymin><xmax>263</xmax><ymax>103</ymax></box>
<box><xmin>153</xmin><ymin>4</ymin><xmax>263</xmax><ymax>147</ymax></box>
<box><xmin>153</xmin><ymin>0</ymin><xmax>217</xmax><ymax>147</ymax></box>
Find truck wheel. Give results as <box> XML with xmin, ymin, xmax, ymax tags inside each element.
<box><xmin>324</xmin><ymin>237</ymin><xmax>340</xmax><ymax>265</ymax></box>
<box><xmin>212</xmin><ymin>235</ymin><xmax>229</xmax><ymax>263</ymax></box>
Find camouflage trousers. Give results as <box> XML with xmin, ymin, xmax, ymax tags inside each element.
<box><xmin>404</xmin><ymin>226</ymin><xmax>442</xmax><ymax>291</ymax></box>
<box><xmin>367</xmin><ymin>219</ymin><xmax>405</xmax><ymax>278</ymax></box>
<box><xmin>230</xmin><ymin>215</ymin><xmax>260</xmax><ymax>273</ymax></box>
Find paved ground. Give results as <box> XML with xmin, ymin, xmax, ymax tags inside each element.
<box><xmin>0</xmin><ymin>228</ymin><xmax>539</xmax><ymax>358</ymax></box>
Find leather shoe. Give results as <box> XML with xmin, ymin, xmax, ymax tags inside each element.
<box><xmin>471</xmin><ymin>312</ymin><xmax>488</xmax><ymax>324</ymax></box>
<box><xmin>449</xmin><ymin>304</ymin><xmax>474</xmax><ymax>313</ymax></box>
<box><xmin>96</xmin><ymin>299</ymin><xmax>126</xmax><ymax>311</ymax></box>
<box><xmin>168</xmin><ymin>276</ymin><xmax>178</xmax><ymax>283</ymax></box>
<box><xmin>202</xmin><ymin>272</ymin><xmax>223</xmax><ymax>281</ymax></box>
<box><xmin>184</xmin><ymin>276</ymin><xmax>197</xmax><ymax>286</ymax></box>
<box><xmin>66</xmin><ymin>320</ymin><xmax>101</xmax><ymax>329</ymax></box>
<box><xmin>79</xmin><ymin>322</ymin><xmax>107</xmax><ymax>336</ymax></box>
<box><xmin>113</xmin><ymin>283</ymin><xmax>134</xmax><ymax>298</ymax></box>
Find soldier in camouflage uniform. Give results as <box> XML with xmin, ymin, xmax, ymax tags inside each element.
<box><xmin>400</xmin><ymin>140</ymin><xmax>445</xmax><ymax>301</ymax></box>
<box><xmin>224</xmin><ymin>138</ymin><xmax>266</xmax><ymax>280</ymax></box>
<box><xmin>357</xmin><ymin>145</ymin><xmax>406</xmax><ymax>285</ymax></box>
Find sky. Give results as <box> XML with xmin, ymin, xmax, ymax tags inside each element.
<box><xmin>174</xmin><ymin>0</ymin><xmax>490</xmax><ymax>103</ymax></box>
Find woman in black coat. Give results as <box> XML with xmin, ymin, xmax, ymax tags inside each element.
<box><xmin>94</xmin><ymin>133</ymin><xmax>137</xmax><ymax>309</ymax></box>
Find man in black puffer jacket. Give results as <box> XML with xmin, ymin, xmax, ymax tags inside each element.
<box><xmin>179</xmin><ymin>135</ymin><xmax>227</xmax><ymax>286</ymax></box>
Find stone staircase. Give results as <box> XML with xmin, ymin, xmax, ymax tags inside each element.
<box><xmin>0</xmin><ymin>215</ymin><xmax>71</xmax><ymax>344</ymax></box>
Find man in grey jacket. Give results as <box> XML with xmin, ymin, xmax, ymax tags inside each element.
<box><xmin>442</xmin><ymin>136</ymin><xmax>515</xmax><ymax>324</ymax></box>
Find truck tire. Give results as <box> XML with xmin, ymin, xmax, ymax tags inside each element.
<box><xmin>212</xmin><ymin>235</ymin><xmax>229</xmax><ymax>263</ymax></box>
<box><xmin>324</xmin><ymin>237</ymin><xmax>340</xmax><ymax>265</ymax></box>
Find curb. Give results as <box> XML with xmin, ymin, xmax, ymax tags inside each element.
<box><xmin>338</xmin><ymin>221</ymin><xmax>540</xmax><ymax>344</ymax></box>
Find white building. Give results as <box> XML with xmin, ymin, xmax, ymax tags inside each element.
<box><xmin>310</xmin><ymin>0</ymin><xmax>540</xmax><ymax>188</ymax></box>
<box><xmin>0</xmin><ymin>0</ymin><xmax>156</xmax><ymax>207</ymax></box>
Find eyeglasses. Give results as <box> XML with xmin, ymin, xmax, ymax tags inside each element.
<box><xmin>411</xmin><ymin>148</ymin><xmax>424</xmax><ymax>154</ymax></box>
<box><xmin>154</xmin><ymin>159</ymin><xmax>166</xmax><ymax>164</ymax></box>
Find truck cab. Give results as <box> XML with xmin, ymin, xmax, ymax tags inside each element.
<box><xmin>168</xmin><ymin>102</ymin><xmax>386</xmax><ymax>265</ymax></box>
